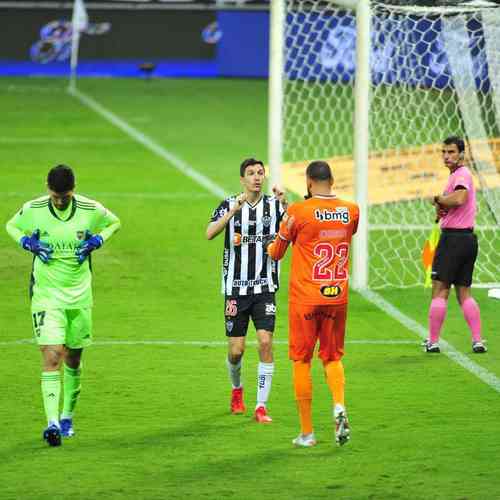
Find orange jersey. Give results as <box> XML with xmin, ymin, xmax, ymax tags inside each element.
<box><xmin>268</xmin><ymin>195</ymin><xmax>359</xmax><ymax>305</ymax></box>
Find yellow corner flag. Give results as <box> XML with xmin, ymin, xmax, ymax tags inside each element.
<box><xmin>422</xmin><ymin>223</ymin><xmax>440</xmax><ymax>288</ymax></box>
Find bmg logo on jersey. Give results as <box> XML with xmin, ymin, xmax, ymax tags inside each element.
<box><xmin>314</xmin><ymin>207</ymin><xmax>350</xmax><ymax>224</ymax></box>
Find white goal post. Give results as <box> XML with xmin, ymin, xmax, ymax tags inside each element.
<box><xmin>269</xmin><ymin>0</ymin><xmax>500</xmax><ymax>289</ymax></box>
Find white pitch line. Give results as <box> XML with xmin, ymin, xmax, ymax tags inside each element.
<box><xmin>67</xmin><ymin>86</ymin><xmax>228</xmax><ymax>200</ymax></box>
<box><xmin>0</xmin><ymin>339</ymin><xmax>418</xmax><ymax>347</ymax></box>
<box><xmin>0</xmin><ymin>137</ymin><xmax>130</xmax><ymax>145</ymax></box>
<box><xmin>2</xmin><ymin>191</ymin><xmax>212</xmax><ymax>200</ymax></box>
<box><xmin>66</xmin><ymin>85</ymin><xmax>500</xmax><ymax>394</ymax></box>
<box><xmin>372</xmin><ymin>224</ymin><xmax>499</xmax><ymax>231</ymax></box>
<box><xmin>360</xmin><ymin>289</ymin><xmax>500</xmax><ymax>393</ymax></box>
<box><xmin>2</xmin><ymin>83</ymin><xmax>66</xmax><ymax>94</ymax></box>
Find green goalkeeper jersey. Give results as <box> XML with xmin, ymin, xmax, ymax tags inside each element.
<box><xmin>6</xmin><ymin>194</ymin><xmax>120</xmax><ymax>310</ymax></box>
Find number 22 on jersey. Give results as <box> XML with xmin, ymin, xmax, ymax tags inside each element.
<box><xmin>312</xmin><ymin>242</ymin><xmax>349</xmax><ymax>281</ymax></box>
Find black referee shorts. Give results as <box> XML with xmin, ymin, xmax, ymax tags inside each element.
<box><xmin>431</xmin><ymin>229</ymin><xmax>478</xmax><ymax>287</ymax></box>
<box><xmin>224</xmin><ymin>292</ymin><xmax>276</xmax><ymax>337</ymax></box>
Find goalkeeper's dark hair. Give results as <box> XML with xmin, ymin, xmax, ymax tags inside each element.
<box><xmin>306</xmin><ymin>161</ymin><xmax>333</xmax><ymax>182</ymax></box>
<box><xmin>443</xmin><ymin>136</ymin><xmax>465</xmax><ymax>153</ymax></box>
<box><xmin>240</xmin><ymin>158</ymin><xmax>264</xmax><ymax>177</ymax></box>
<box><xmin>47</xmin><ymin>164</ymin><xmax>75</xmax><ymax>193</ymax></box>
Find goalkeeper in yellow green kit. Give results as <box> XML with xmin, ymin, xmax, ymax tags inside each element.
<box><xmin>5</xmin><ymin>165</ymin><xmax>120</xmax><ymax>446</ymax></box>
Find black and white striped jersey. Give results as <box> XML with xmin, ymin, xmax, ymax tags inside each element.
<box><xmin>210</xmin><ymin>194</ymin><xmax>285</xmax><ymax>297</ymax></box>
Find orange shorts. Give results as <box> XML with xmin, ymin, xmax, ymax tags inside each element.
<box><xmin>288</xmin><ymin>303</ymin><xmax>347</xmax><ymax>362</ymax></box>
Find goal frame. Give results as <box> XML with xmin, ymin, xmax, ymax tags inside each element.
<box><xmin>268</xmin><ymin>0</ymin><xmax>371</xmax><ymax>289</ymax></box>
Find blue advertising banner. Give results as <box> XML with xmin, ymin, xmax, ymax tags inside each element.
<box><xmin>285</xmin><ymin>11</ymin><xmax>490</xmax><ymax>90</ymax></box>
<box><xmin>0</xmin><ymin>4</ymin><xmax>492</xmax><ymax>87</ymax></box>
<box><xmin>216</xmin><ymin>10</ymin><xmax>269</xmax><ymax>77</ymax></box>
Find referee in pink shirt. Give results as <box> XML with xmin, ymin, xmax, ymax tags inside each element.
<box><xmin>424</xmin><ymin>136</ymin><xmax>487</xmax><ymax>354</ymax></box>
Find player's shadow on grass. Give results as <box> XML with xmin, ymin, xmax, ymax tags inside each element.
<box><xmin>68</xmin><ymin>411</ymin><xmax>353</xmax><ymax>485</ymax></box>
<box><xmin>79</xmin><ymin>410</ymin><xmax>355</xmax><ymax>459</ymax></box>
<box><xmin>0</xmin><ymin>408</ymin><xmax>355</xmax><ymax>470</ymax></box>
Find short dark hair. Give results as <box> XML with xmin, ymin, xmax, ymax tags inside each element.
<box><xmin>240</xmin><ymin>158</ymin><xmax>264</xmax><ymax>177</ymax></box>
<box><xmin>47</xmin><ymin>164</ymin><xmax>75</xmax><ymax>193</ymax></box>
<box><xmin>443</xmin><ymin>136</ymin><xmax>465</xmax><ymax>153</ymax></box>
<box><xmin>306</xmin><ymin>161</ymin><xmax>333</xmax><ymax>181</ymax></box>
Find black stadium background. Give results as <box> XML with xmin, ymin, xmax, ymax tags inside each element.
<box><xmin>0</xmin><ymin>1</ymin><xmax>270</xmax><ymax>6</ymax></box>
<box><xmin>0</xmin><ymin>1</ymin><xmax>270</xmax><ymax>60</ymax></box>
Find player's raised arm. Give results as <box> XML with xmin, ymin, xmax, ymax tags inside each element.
<box><xmin>272</xmin><ymin>185</ymin><xmax>289</xmax><ymax>213</ymax></box>
<box><xmin>206</xmin><ymin>193</ymin><xmax>246</xmax><ymax>240</ymax></box>
<box><xmin>267</xmin><ymin>214</ymin><xmax>295</xmax><ymax>261</ymax></box>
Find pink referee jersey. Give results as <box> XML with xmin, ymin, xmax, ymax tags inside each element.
<box><xmin>440</xmin><ymin>166</ymin><xmax>476</xmax><ymax>229</ymax></box>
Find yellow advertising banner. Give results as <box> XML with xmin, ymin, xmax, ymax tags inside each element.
<box><xmin>282</xmin><ymin>139</ymin><xmax>500</xmax><ymax>203</ymax></box>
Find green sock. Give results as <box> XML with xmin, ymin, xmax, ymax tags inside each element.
<box><xmin>41</xmin><ymin>371</ymin><xmax>61</xmax><ymax>425</ymax></box>
<box><xmin>61</xmin><ymin>364</ymin><xmax>81</xmax><ymax>419</ymax></box>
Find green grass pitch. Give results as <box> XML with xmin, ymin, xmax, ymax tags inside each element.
<box><xmin>0</xmin><ymin>77</ymin><xmax>499</xmax><ymax>500</ymax></box>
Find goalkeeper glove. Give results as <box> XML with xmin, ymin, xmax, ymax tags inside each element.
<box><xmin>76</xmin><ymin>230</ymin><xmax>103</xmax><ymax>264</ymax></box>
<box><xmin>20</xmin><ymin>229</ymin><xmax>53</xmax><ymax>264</ymax></box>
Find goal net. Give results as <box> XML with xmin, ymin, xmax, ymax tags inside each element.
<box><xmin>274</xmin><ymin>0</ymin><xmax>500</xmax><ymax>288</ymax></box>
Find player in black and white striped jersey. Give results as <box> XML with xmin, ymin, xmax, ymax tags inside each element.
<box><xmin>207</xmin><ymin>158</ymin><xmax>287</xmax><ymax>424</ymax></box>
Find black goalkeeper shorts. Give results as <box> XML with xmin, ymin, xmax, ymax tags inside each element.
<box><xmin>224</xmin><ymin>293</ymin><xmax>276</xmax><ymax>337</ymax></box>
<box><xmin>431</xmin><ymin>229</ymin><xmax>478</xmax><ymax>287</ymax></box>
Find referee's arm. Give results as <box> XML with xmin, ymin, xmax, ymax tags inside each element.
<box><xmin>434</xmin><ymin>187</ymin><xmax>468</xmax><ymax>209</ymax></box>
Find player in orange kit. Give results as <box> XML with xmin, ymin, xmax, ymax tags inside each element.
<box><xmin>266</xmin><ymin>161</ymin><xmax>359</xmax><ymax>448</ymax></box>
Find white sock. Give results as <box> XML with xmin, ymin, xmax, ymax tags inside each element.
<box><xmin>226</xmin><ymin>357</ymin><xmax>242</xmax><ymax>388</ymax></box>
<box><xmin>256</xmin><ymin>362</ymin><xmax>274</xmax><ymax>407</ymax></box>
<box><xmin>334</xmin><ymin>403</ymin><xmax>346</xmax><ymax>418</ymax></box>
